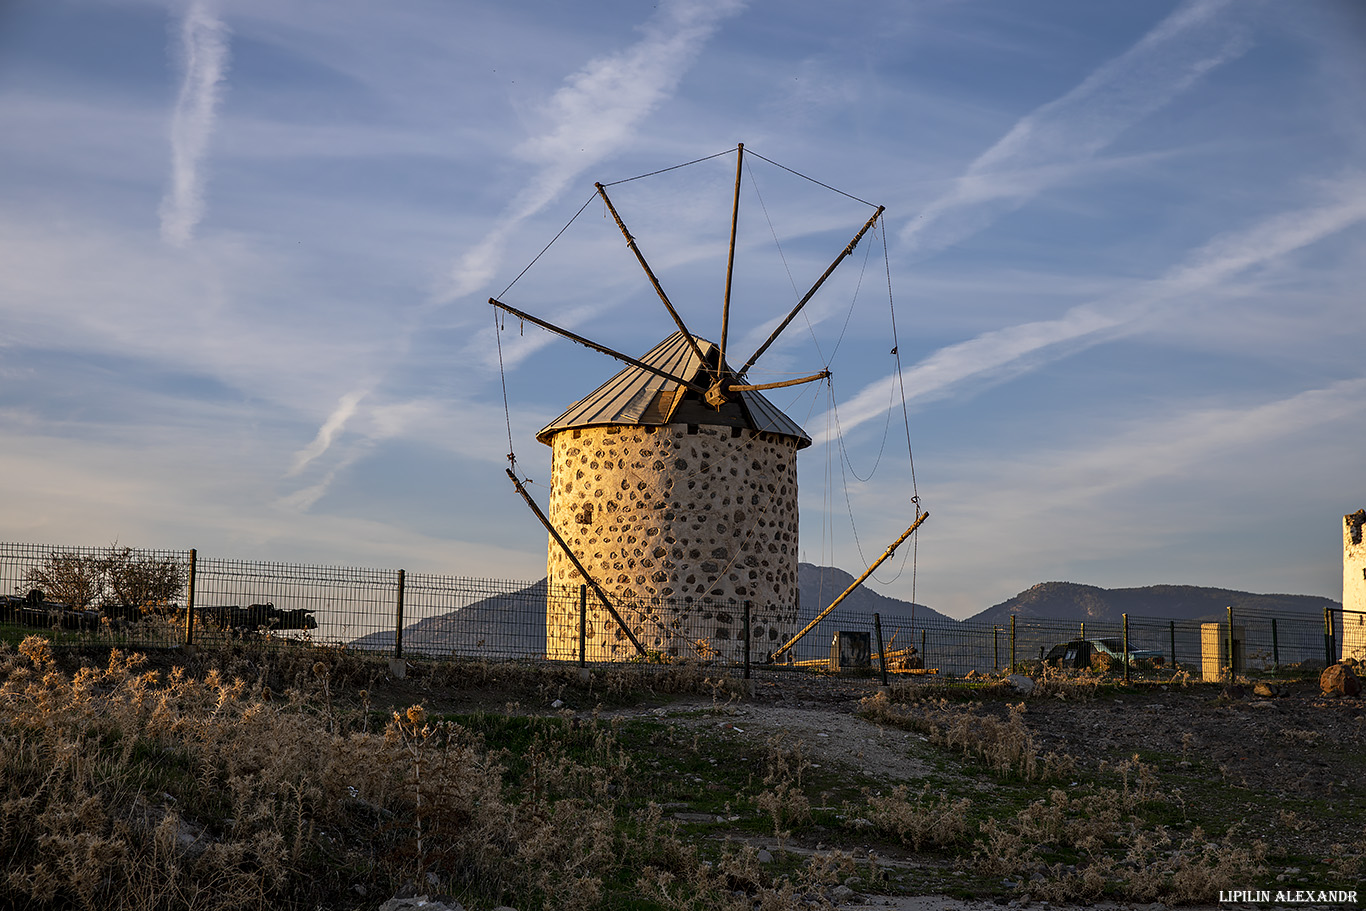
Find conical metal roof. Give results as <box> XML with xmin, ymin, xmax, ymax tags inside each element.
<box><xmin>536</xmin><ymin>331</ymin><xmax>812</xmax><ymax>448</ymax></box>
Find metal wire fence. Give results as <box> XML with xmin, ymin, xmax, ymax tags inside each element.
<box><xmin>0</xmin><ymin>541</ymin><xmax>1350</xmax><ymax>680</ymax></box>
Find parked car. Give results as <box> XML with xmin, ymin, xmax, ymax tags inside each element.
<box><xmin>1043</xmin><ymin>637</ymin><xmax>1164</xmax><ymax>670</ymax></box>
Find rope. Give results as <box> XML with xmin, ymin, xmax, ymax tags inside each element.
<box><xmin>600</xmin><ymin>147</ymin><xmax>735</xmax><ymax>186</ymax></box>
<box><xmin>498</xmin><ymin>194</ymin><xmax>598</xmax><ymax>299</ymax></box>
<box><xmin>884</xmin><ymin>225</ymin><xmax>919</xmax><ymax>500</ymax></box>
<box><xmin>746</xmin><ymin>149</ymin><xmax>880</xmax><ymax>208</ymax></box>
<box><xmin>493</xmin><ymin>308</ymin><xmax>518</xmax><ymax>476</ymax></box>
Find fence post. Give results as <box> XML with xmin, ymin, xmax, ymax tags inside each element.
<box><xmin>1271</xmin><ymin>617</ymin><xmax>1279</xmax><ymax>671</ymax></box>
<box><xmin>394</xmin><ymin>569</ymin><xmax>406</xmax><ymax>661</ymax></box>
<box><xmin>1080</xmin><ymin>621</ymin><xmax>1085</xmax><ymax>640</ymax></box>
<box><xmin>579</xmin><ymin>585</ymin><xmax>587</xmax><ymax>668</ymax></box>
<box><xmin>743</xmin><ymin>600</ymin><xmax>752</xmax><ymax>680</ymax></box>
<box><xmin>1324</xmin><ymin>607</ymin><xmax>1335</xmax><ymax>667</ymax></box>
<box><xmin>1122</xmin><ymin>613</ymin><xmax>1130</xmax><ymax>684</ymax></box>
<box><xmin>184</xmin><ymin>548</ymin><xmax>197</xmax><ymax>649</ymax></box>
<box><xmin>874</xmin><ymin>611</ymin><xmax>888</xmax><ymax>687</ymax></box>
<box><xmin>993</xmin><ymin>626</ymin><xmax>999</xmax><ymax>672</ymax></box>
<box><xmin>1226</xmin><ymin>605</ymin><xmax>1234</xmax><ymax>681</ymax></box>
<box><xmin>1169</xmin><ymin>620</ymin><xmax>1177</xmax><ymax>671</ymax></box>
<box><xmin>921</xmin><ymin>628</ymin><xmax>926</xmax><ymax>665</ymax></box>
<box><xmin>1010</xmin><ymin>614</ymin><xmax>1016</xmax><ymax>672</ymax></box>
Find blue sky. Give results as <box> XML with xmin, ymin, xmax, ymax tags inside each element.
<box><xmin>1</xmin><ymin>0</ymin><xmax>1363</xmax><ymax>618</ymax></box>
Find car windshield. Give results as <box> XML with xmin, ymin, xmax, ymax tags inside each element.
<box><xmin>1096</xmin><ymin>638</ymin><xmax>1123</xmax><ymax>650</ymax></box>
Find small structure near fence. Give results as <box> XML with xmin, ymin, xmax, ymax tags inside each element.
<box><xmin>1343</xmin><ymin>509</ymin><xmax>1366</xmax><ymax>663</ymax></box>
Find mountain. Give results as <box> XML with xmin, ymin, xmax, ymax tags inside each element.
<box><xmin>797</xmin><ymin>562</ymin><xmax>956</xmax><ymax>627</ymax></box>
<box><xmin>351</xmin><ymin>579</ymin><xmax>547</xmax><ymax>658</ymax></box>
<box><xmin>968</xmin><ymin>581</ymin><xmax>1339</xmax><ymax>625</ymax></box>
<box><xmin>350</xmin><ymin>564</ymin><xmax>949</xmax><ymax>657</ymax></box>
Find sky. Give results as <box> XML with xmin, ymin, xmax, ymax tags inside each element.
<box><xmin>1</xmin><ymin>0</ymin><xmax>1363</xmax><ymax>619</ymax></box>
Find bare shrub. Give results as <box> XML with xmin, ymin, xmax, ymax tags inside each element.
<box><xmin>859</xmin><ymin>692</ymin><xmax>1073</xmax><ymax>781</ymax></box>
<box><xmin>864</xmin><ymin>784</ymin><xmax>972</xmax><ymax>850</ymax></box>
<box><xmin>19</xmin><ymin>545</ymin><xmax>185</xmax><ymax>615</ymax></box>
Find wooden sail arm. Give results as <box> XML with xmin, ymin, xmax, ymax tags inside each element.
<box><xmin>770</xmin><ymin>510</ymin><xmax>928</xmax><ymax>663</ymax></box>
<box><xmin>728</xmin><ymin>369</ymin><xmax>829</xmax><ymax>393</ymax></box>
<box><xmin>505</xmin><ymin>469</ymin><xmax>648</xmax><ymax>657</ymax></box>
<box><xmin>490</xmin><ymin>298</ymin><xmax>708</xmax><ymax>395</ymax></box>
<box><xmin>594</xmin><ymin>183</ymin><xmax>711</xmax><ymax>373</ymax></box>
<box><xmin>738</xmin><ymin>205</ymin><xmax>885</xmax><ymax>378</ymax></box>
<box><xmin>718</xmin><ymin>142</ymin><xmax>744</xmax><ymax>381</ymax></box>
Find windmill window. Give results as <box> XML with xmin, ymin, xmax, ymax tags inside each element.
<box><xmin>731</xmin><ymin>426</ymin><xmax>742</xmax><ymax>438</ymax></box>
<box><xmin>687</xmin><ymin>424</ymin><xmax>698</xmax><ymax>435</ymax></box>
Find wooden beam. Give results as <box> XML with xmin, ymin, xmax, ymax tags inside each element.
<box><xmin>490</xmin><ymin>298</ymin><xmax>707</xmax><ymax>395</ymax></box>
<box><xmin>719</xmin><ymin>142</ymin><xmax>744</xmax><ymax>380</ymax></box>
<box><xmin>594</xmin><ymin>183</ymin><xmax>711</xmax><ymax>373</ymax></box>
<box><xmin>738</xmin><ymin>206</ymin><xmax>884</xmax><ymax>377</ymax></box>
<box><xmin>505</xmin><ymin>469</ymin><xmax>647</xmax><ymax>657</ymax></box>
<box><xmin>728</xmin><ymin>370</ymin><xmax>829</xmax><ymax>393</ymax></box>
<box><xmin>771</xmin><ymin>510</ymin><xmax>928</xmax><ymax>662</ymax></box>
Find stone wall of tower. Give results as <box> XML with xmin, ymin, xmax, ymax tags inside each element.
<box><xmin>1343</xmin><ymin>510</ymin><xmax>1366</xmax><ymax>662</ymax></box>
<box><xmin>544</xmin><ymin>423</ymin><xmax>800</xmax><ymax>661</ymax></box>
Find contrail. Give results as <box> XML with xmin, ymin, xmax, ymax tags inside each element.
<box><xmin>900</xmin><ymin>0</ymin><xmax>1251</xmax><ymax>256</ymax></box>
<box><xmin>289</xmin><ymin>389</ymin><xmax>367</xmax><ymax>477</ymax></box>
<box><xmin>281</xmin><ymin>0</ymin><xmax>745</xmax><ymax>512</ymax></box>
<box><xmin>159</xmin><ymin>0</ymin><xmax>231</xmax><ymax>248</ymax></box>
<box><xmin>444</xmin><ymin>0</ymin><xmax>747</xmax><ymax>303</ymax></box>
<box><xmin>821</xmin><ymin>179</ymin><xmax>1366</xmax><ymax>442</ymax></box>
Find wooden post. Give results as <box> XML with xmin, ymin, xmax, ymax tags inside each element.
<box><xmin>1010</xmin><ymin>614</ymin><xmax>1016</xmax><ymax>672</ymax></box>
<box><xmin>1271</xmin><ymin>617</ymin><xmax>1279</xmax><ymax>671</ymax></box>
<box><xmin>1122</xmin><ymin>613</ymin><xmax>1130</xmax><ymax>684</ymax></box>
<box><xmin>874</xmin><ymin>612</ymin><xmax>889</xmax><ymax>687</ymax></box>
<box><xmin>395</xmin><ymin>569</ymin><xmax>406</xmax><ymax>660</ymax></box>
<box><xmin>743</xmin><ymin>600</ymin><xmax>752</xmax><ymax>680</ymax></box>
<box><xmin>1169</xmin><ymin>620</ymin><xmax>1177</xmax><ymax>670</ymax></box>
<box><xmin>1324</xmin><ymin>607</ymin><xmax>1334</xmax><ymax>667</ymax></box>
<box><xmin>1226</xmin><ymin>605</ymin><xmax>1235</xmax><ymax>681</ymax></box>
<box><xmin>579</xmin><ymin>585</ymin><xmax>588</xmax><ymax>667</ymax></box>
<box><xmin>184</xmin><ymin>548</ymin><xmax>197</xmax><ymax>648</ymax></box>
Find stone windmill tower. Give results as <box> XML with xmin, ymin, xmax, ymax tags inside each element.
<box><xmin>493</xmin><ymin>145</ymin><xmax>886</xmax><ymax>662</ymax></box>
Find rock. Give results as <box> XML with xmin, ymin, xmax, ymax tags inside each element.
<box><xmin>830</xmin><ymin>884</ymin><xmax>857</xmax><ymax>902</ymax></box>
<box><xmin>1320</xmin><ymin>664</ymin><xmax>1361</xmax><ymax>697</ymax></box>
<box><xmin>1221</xmin><ymin>684</ymin><xmax>1247</xmax><ymax>700</ymax></box>
<box><xmin>756</xmin><ymin>849</ymin><xmax>774</xmax><ymax>864</ymax></box>
<box><xmin>1006</xmin><ymin>674</ymin><xmax>1035</xmax><ymax>695</ymax></box>
<box><xmin>1252</xmin><ymin>681</ymin><xmax>1283</xmax><ymax>698</ymax></box>
<box><xmin>379</xmin><ymin>898</ymin><xmax>465</xmax><ymax>911</ymax></box>
<box><xmin>550</xmin><ymin>699</ymin><xmax>565</xmax><ymax>709</ymax></box>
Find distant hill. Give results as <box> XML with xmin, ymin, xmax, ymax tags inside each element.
<box><xmin>350</xmin><ymin>564</ymin><xmax>951</xmax><ymax>657</ymax></box>
<box><xmin>797</xmin><ymin>562</ymin><xmax>956</xmax><ymax>627</ymax></box>
<box><xmin>968</xmin><ymin>581</ymin><xmax>1339</xmax><ymax>625</ymax></box>
<box><xmin>351</xmin><ymin>579</ymin><xmax>547</xmax><ymax>658</ymax></box>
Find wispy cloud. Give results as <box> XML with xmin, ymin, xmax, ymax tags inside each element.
<box><xmin>899</xmin><ymin>0</ymin><xmax>1251</xmax><ymax>255</ymax></box>
<box><xmin>288</xmin><ymin>388</ymin><xmax>367</xmax><ymax>477</ymax></box>
<box><xmin>443</xmin><ymin>0</ymin><xmax>747</xmax><ymax>304</ymax></box>
<box><xmin>825</xmin><ymin>178</ymin><xmax>1366</xmax><ymax>441</ymax></box>
<box><xmin>159</xmin><ymin>0</ymin><xmax>231</xmax><ymax>248</ymax></box>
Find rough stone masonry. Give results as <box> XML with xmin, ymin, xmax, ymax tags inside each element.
<box><xmin>544</xmin><ymin>423</ymin><xmax>800</xmax><ymax>661</ymax></box>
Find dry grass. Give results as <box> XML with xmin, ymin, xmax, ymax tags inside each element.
<box><xmin>858</xmin><ymin>692</ymin><xmax>1075</xmax><ymax>781</ymax></box>
<box><xmin>855</xmin><ymin>688</ymin><xmax>1274</xmax><ymax>904</ymax></box>
<box><xmin>0</xmin><ymin>638</ymin><xmax>873</xmax><ymax>911</ymax></box>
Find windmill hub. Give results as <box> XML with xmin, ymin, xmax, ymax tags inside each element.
<box><xmin>704</xmin><ymin>376</ymin><xmax>732</xmax><ymax>409</ymax></box>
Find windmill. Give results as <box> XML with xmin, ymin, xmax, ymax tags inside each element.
<box><xmin>492</xmin><ymin>144</ymin><xmax>925</xmax><ymax>663</ymax></box>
